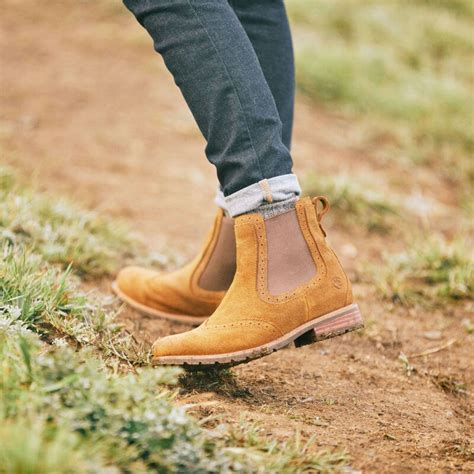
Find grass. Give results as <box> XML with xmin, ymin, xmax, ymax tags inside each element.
<box><xmin>376</xmin><ymin>234</ymin><xmax>474</xmax><ymax>306</ymax></box>
<box><xmin>0</xmin><ymin>245</ymin><xmax>149</xmax><ymax>364</ymax></box>
<box><xmin>288</xmin><ymin>0</ymin><xmax>474</xmax><ymax>188</ymax></box>
<box><xmin>1</xmin><ymin>324</ymin><xmax>221</xmax><ymax>472</ymax></box>
<box><xmin>430</xmin><ymin>373</ymin><xmax>468</xmax><ymax>397</ymax></box>
<box><xmin>0</xmin><ymin>419</ymin><xmax>108</xmax><ymax>474</ymax></box>
<box><xmin>0</xmin><ymin>168</ymin><xmax>349</xmax><ymax>473</ymax></box>
<box><xmin>224</xmin><ymin>422</ymin><xmax>349</xmax><ymax>473</ymax></box>
<box><xmin>0</xmin><ymin>320</ymin><xmax>349</xmax><ymax>473</ymax></box>
<box><xmin>398</xmin><ymin>353</ymin><xmax>417</xmax><ymax>377</ymax></box>
<box><xmin>0</xmin><ymin>166</ymin><xmax>137</xmax><ymax>278</ymax></box>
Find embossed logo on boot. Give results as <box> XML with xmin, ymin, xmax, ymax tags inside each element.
<box><xmin>332</xmin><ymin>276</ymin><xmax>343</xmax><ymax>289</ymax></box>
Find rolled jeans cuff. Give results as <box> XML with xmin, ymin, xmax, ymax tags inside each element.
<box><xmin>220</xmin><ymin>174</ymin><xmax>301</xmax><ymax>217</ymax></box>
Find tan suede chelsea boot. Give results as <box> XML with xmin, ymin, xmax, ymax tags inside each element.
<box><xmin>112</xmin><ymin>209</ymin><xmax>236</xmax><ymax>325</ymax></box>
<box><xmin>151</xmin><ymin>196</ymin><xmax>363</xmax><ymax>367</ymax></box>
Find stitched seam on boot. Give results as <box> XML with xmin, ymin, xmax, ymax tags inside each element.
<box><xmin>205</xmin><ymin>319</ymin><xmax>284</xmax><ymax>336</ymax></box>
<box><xmin>329</xmin><ymin>248</ymin><xmax>352</xmax><ymax>305</ymax></box>
<box><xmin>344</xmin><ymin>275</ymin><xmax>351</xmax><ymax>306</ymax></box>
<box><xmin>302</xmin><ymin>200</ymin><xmax>328</xmax><ymax>278</ymax></box>
<box><xmin>235</xmin><ymin>214</ymin><xmax>259</xmax><ymax>227</ymax></box>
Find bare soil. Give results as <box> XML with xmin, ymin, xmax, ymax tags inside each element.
<box><xmin>1</xmin><ymin>2</ymin><xmax>472</xmax><ymax>472</ymax></box>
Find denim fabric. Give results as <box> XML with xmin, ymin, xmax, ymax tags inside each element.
<box><xmin>123</xmin><ymin>0</ymin><xmax>296</xmax><ymax>197</ymax></box>
<box><xmin>228</xmin><ymin>0</ymin><xmax>295</xmax><ymax>150</ymax></box>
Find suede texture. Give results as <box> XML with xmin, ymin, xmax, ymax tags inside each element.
<box><xmin>152</xmin><ymin>196</ymin><xmax>353</xmax><ymax>358</ymax></box>
<box><xmin>116</xmin><ymin>210</ymin><xmax>227</xmax><ymax>317</ymax></box>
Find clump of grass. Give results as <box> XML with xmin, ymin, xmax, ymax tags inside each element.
<box><xmin>0</xmin><ymin>321</ymin><xmax>349</xmax><ymax>473</ymax></box>
<box><xmin>398</xmin><ymin>352</ymin><xmax>417</xmax><ymax>377</ymax></box>
<box><xmin>223</xmin><ymin>421</ymin><xmax>349</xmax><ymax>473</ymax></box>
<box><xmin>0</xmin><ymin>419</ymin><xmax>108</xmax><ymax>474</ymax></box>
<box><xmin>431</xmin><ymin>374</ymin><xmax>467</xmax><ymax>396</ymax></box>
<box><xmin>179</xmin><ymin>369</ymin><xmax>253</xmax><ymax>399</ymax></box>
<box><xmin>0</xmin><ymin>324</ymin><xmax>207</xmax><ymax>472</ymax></box>
<box><xmin>0</xmin><ymin>244</ymin><xmax>149</xmax><ymax>364</ymax></box>
<box><xmin>0</xmin><ymin>166</ymin><xmax>137</xmax><ymax>277</ymax></box>
<box><xmin>303</xmin><ymin>173</ymin><xmax>400</xmax><ymax>233</ymax></box>
<box><xmin>288</xmin><ymin>0</ymin><xmax>474</xmax><ymax>187</ymax></box>
<box><xmin>376</xmin><ymin>235</ymin><xmax>473</xmax><ymax>306</ymax></box>
<box><xmin>442</xmin><ymin>439</ymin><xmax>474</xmax><ymax>462</ymax></box>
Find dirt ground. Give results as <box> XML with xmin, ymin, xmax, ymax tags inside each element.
<box><xmin>1</xmin><ymin>2</ymin><xmax>472</xmax><ymax>472</ymax></box>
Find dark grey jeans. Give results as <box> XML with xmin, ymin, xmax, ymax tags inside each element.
<box><xmin>123</xmin><ymin>0</ymin><xmax>300</xmax><ymax>215</ymax></box>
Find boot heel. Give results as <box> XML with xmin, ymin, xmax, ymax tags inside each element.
<box><xmin>294</xmin><ymin>304</ymin><xmax>363</xmax><ymax>348</ymax></box>
<box><xmin>293</xmin><ymin>329</ymin><xmax>317</xmax><ymax>347</ymax></box>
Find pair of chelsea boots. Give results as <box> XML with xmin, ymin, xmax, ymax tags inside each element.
<box><xmin>113</xmin><ymin>196</ymin><xmax>363</xmax><ymax>367</ymax></box>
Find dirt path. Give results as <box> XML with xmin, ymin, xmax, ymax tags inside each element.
<box><xmin>1</xmin><ymin>2</ymin><xmax>472</xmax><ymax>472</ymax></box>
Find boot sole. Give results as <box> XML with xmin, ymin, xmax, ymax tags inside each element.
<box><xmin>111</xmin><ymin>281</ymin><xmax>209</xmax><ymax>326</ymax></box>
<box><xmin>151</xmin><ymin>303</ymin><xmax>363</xmax><ymax>369</ymax></box>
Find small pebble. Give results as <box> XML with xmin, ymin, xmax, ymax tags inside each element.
<box><xmin>423</xmin><ymin>330</ymin><xmax>442</xmax><ymax>340</ymax></box>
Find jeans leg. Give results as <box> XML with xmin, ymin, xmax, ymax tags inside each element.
<box><xmin>123</xmin><ymin>0</ymin><xmax>294</xmax><ymax>198</ymax></box>
<box><xmin>228</xmin><ymin>0</ymin><xmax>295</xmax><ymax>150</ymax></box>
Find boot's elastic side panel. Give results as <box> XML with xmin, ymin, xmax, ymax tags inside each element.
<box><xmin>198</xmin><ymin>216</ymin><xmax>236</xmax><ymax>291</ymax></box>
<box><xmin>265</xmin><ymin>210</ymin><xmax>316</xmax><ymax>296</ymax></box>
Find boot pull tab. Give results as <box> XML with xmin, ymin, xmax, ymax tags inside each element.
<box><xmin>312</xmin><ymin>196</ymin><xmax>330</xmax><ymax>222</ymax></box>
<box><xmin>312</xmin><ymin>196</ymin><xmax>330</xmax><ymax>237</ymax></box>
